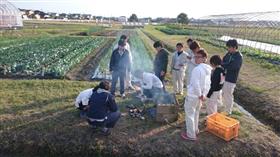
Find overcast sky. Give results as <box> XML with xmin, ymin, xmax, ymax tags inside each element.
<box><xmin>10</xmin><ymin>0</ymin><xmax>280</xmax><ymax>18</ymax></box>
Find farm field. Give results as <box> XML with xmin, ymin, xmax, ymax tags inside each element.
<box><xmin>1</xmin><ymin>79</ymin><xmax>280</xmax><ymax>157</ymax></box>
<box><xmin>0</xmin><ymin>21</ymin><xmax>280</xmax><ymax>156</ymax></box>
<box><xmin>92</xmin><ymin>29</ymin><xmax>154</xmax><ymax>80</ymax></box>
<box><xmin>0</xmin><ymin>36</ymin><xmax>107</xmax><ymax>78</ymax></box>
<box><xmin>143</xmin><ymin>25</ymin><xmax>280</xmax><ymax>134</ymax></box>
<box><xmin>0</xmin><ymin>20</ymin><xmax>105</xmax><ymax>39</ymax></box>
<box><xmin>156</xmin><ymin>24</ymin><xmax>280</xmax><ymax>46</ymax></box>
<box><xmin>155</xmin><ymin>25</ymin><xmax>280</xmax><ymax>66</ymax></box>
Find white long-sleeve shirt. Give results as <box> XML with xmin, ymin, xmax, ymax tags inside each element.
<box><xmin>187</xmin><ymin>63</ymin><xmax>212</xmax><ymax>98</ymax></box>
<box><xmin>186</xmin><ymin>49</ymin><xmax>197</xmax><ymax>74</ymax></box>
<box><xmin>75</xmin><ymin>88</ymin><xmax>93</xmax><ymax>108</ymax></box>
<box><xmin>141</xmin><ymin>72</ymin><xmax>163</xmax><ymax>89</ymax></box>
<box><xmin>171</xmin><ymin>51</ymin><xmax>188</xmax><ymax>71</ymax></box>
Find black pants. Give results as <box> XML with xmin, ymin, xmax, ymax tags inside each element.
<box><xmin>111</xmin><ymin>70</ymin><xmax>126</xmax><ymax>95</ymax></box>
<box><xmin>77</xmin><ymin>102</ymin><xmax>86</xmax><ymax>110</ymax></box>
<box><xmin>155</xmin><ymin>71</ymin><xmax>166</xmax><ymax>91</ymax></box>
<box><xmin>143</xmin><ymin>87</ymin><xmax>163</xmax><ymax>98</ymax></box>
<box><xmin>155</xmin><ymin>71</ymin><xmax>165</xmax><ymax>82</ymax></box>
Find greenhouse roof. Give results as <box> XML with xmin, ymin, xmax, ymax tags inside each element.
<box><xmin>199</xmin><ymin>11</ymin><xmax>280</xmax><ymax>22</ymax></box>
<box><xmin>0</xmin><ymin>0</ymin><xmax>21</xmax><ymax>15</ymax></box>
<box><xmin>0</xmin><ymin>0</ymin><xmax>23</xmax><ymax>28</ymax></box>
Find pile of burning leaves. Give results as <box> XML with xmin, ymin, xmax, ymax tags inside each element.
<box><xmin>126</xmin><ymin>104</ymin><xmax>146</xmax><ymax>120</ymax></box>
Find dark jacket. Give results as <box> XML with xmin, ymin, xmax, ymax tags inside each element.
<box><xmin>154</xmin><ymin>48</ymin><xmax>169</xmax><ymax>74</ymax></box>
<box><xmin>87</xmin><ymin>89</ymin><xmax>118</xmax><ymax>120</ymax></box>
<box><xmin>222</xmin><ymin>51</ymin><xmax>243</xmax><ymax>83</ymax></box>
<box><xmin>109</xmin><ymin>48</ymin><xmax>131</xmax><ymax>72</ymax></box>
<box><xmin>207</xmin><ymin>67</ymin><xmax>225</xmax><ymax>98</ymax></box>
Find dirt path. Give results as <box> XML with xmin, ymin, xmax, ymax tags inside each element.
<box><xmin>92</xmin><ymin>30</ymin><xmax>118</xmax><ymax>37</ymax></box>
<box><xmin>1</xmin><ymin>29</ymin><xmax>280</xmax><ymax>157</ymax></box>
<box><xmin>235</xmin><ymin>59</ymin><xmax>280</xmax><ymax>134</ymax></box>
<box><xmin>65</xmin><ymin>38</ymin><xmax>115</xmax><ymax>81</ymax></box>
<box><xmin>90</xmin><ymin>29</ymin><xmax>155</xmax><ymax>80</ymax></box>
<box><xmin>1</xmin><ymin>92</ymin><xmax>280</xmax><ymax>157</ymax></box>
<box><xmin>142</xmin><ymin>28</ymin><xmax>280</xmax><ymax>135</ymax></box>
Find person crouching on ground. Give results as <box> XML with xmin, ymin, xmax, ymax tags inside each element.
<box><xmin>87</xmin><ymin>80</ymin><xmax>121</xmax><ymax>136</ymax></box>
<box><xmin>75</xmin><ymin>88</ymin><xmax>93</xmax><ymax>118</ymax></box>
<box><xmin>134</xmin><ymin>69</ymin><xmax>163</xmax><ymax>101</ymax></box>
<box><xmin>170</xmin><ymin>43</ymin><xmax>188</xmax><ymax>95</ymax></box>
<box><xmin>206</xmin><ymin>55</ymin><xmax>225</xmax><ymax>115</ymax></box>
<box><xmin>181</xmin><ymin>49</ymin><xmax>212</xmax><ymax>141</ymax></box>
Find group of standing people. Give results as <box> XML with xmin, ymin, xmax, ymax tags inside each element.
<box><xmin>74</xmin><ymin>34</ymin><xmax>243</xmax><ymax>138</ymax></box>
<box><xmin>177</xmin><ymin>39</ymin><xmax>243</xmax><ymax>141</ymax></box>
<box><xmin>144</xmin><ymin>38</ymin><xmax>243</xmax><ymax>141</ymax></box>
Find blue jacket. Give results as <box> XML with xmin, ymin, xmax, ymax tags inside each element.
<box><xmin>87</xmin><ymin>89</ymin><xmax>118</xmax><ymax>120</ymax></box>
<box><xmin>109</xmin><ymin>48</ymin><xmax>131</xmax><ymax>72</ymax></box>
<box><xmin>222</xmin><ymin>51</ymin><xmax>243</xmax><ymax>83</ymax></box>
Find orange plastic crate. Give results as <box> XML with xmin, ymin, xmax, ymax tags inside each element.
<box><xmin>206</xmin><ymin>113</ymin><xmax>240</xmax><ymax>141</ymax></box>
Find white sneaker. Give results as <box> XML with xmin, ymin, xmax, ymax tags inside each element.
<box><xmin>128</xmin><ymin>85</ymin><xmax>135</xmax><ymax>90</ymax></box>
<box><xmin>121</xmin><ymin>93</ymin><xmax>126</xmax><ymax>98</ymax></box>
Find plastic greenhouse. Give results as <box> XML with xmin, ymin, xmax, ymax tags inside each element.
<box><xmin>0</xmin><ymin>0</ymin><xmax>23</xmax><ymax>29</ymax></box>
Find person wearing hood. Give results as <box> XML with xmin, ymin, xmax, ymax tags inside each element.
<box><xmin>186</xmin><ymin>40</ymin><xmax>201</xmax><ymax>86</ymax></box>
<box><xmin>74</xmin><ymin>88</ymin><xmax>93</xmax><ymax>118</ymax></box>
<box><xmin>181</xmin><ymin>49</ymin><xmax>212</xmax><ymax>141</ymax></box>
<box><xmin>170</xmin><ymin>43</ymin><xmax>188</xmax><ymax>95</ymax></box>
<box><xmin>222</xmin><ymin>39</ymin><xmax>243</xmax><ymax>115</ymax></box>
<box><xmin>87</xmin><ymin>80</ymin><xmax>121</xmax><ymax>136</ymax></box>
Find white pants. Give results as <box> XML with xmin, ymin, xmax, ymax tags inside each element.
<box><xmin>184</xmin><ymin>96</ymin><xmax>201</xmax><ymax>139</ymax></box>
<box><xmin>186</xmin><ymin>70</ymin><xmax>191</xmax><ymax>86</ymax></box>
<box><xmin>125</xmin><ymin>71</ymin><xmax>132</xmax><ymax>88</ymax></box>
<box><xmin>222</xmin><ymin>81</ymin><xmax>236</xmax><ymax>114</ymax></box>
<box><xmin>207</xmin><ymin>91</ymin><xmax>222</xmax><ymax>115</ymax></box>
<box><xmin>126</xmin><ymin>54</ymin><xmax>133</xmax><ymax>88</ymax></box>
<box><xmin>172</xmin><ymin>70</ymin><xmax>185</xmax><ymax>93</ymax></box>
